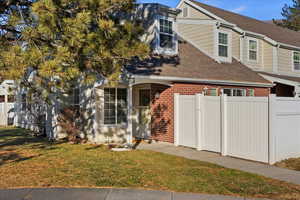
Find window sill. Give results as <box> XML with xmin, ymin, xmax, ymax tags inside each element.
<box><xmin>154</xmin><ymin>48</ymin><xmax>178</xmax><ymax>56</ymax></box>
<box><xmin>248</xmin><ymin>59</ymin><xmax>259</xmax><ymax>64</ymax></box>
<box><xmin>101</xmin><ymin>124</ymin><xmax>128</xmax><ymax>128</ymax></box>
<box><xmin>218</xmin><ymin>55</ymin><xmax>232</xmax><ymax>62</ymax></box>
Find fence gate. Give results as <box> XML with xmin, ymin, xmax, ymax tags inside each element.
<box><xmin>270</xmin><ymin>97</ymin><xmax>300</xmax><ymax>163</ymax></box>
<box><xmin>201</xmin><ymin>96</ymin><xmax>221</xmax><ymax>153</ymax></box>
<box><xmin>225</xmin><ymin>97</ymin><xmax>269</xmax><ymax>163</ymax></box>
<box><xmin>175</xmin><ymin>95</ymin><xmax>197</xmax><ymax>148</ymax></box>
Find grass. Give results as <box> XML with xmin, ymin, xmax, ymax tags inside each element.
<box><xmin>276</xmin><ymin>158</ymin><xmax>300</xmax><ymax>171</ymax></box>
<box><xmin>1</xmin><ymin>128</ymin><xmax>300</xmax><ymax>200</ymax></box>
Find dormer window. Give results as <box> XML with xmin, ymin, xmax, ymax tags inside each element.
<box><xmin>159</xmin><ymin>19</ymin><xmax>173</xmax><ymax>49</ymax></box>
<box><xmin>218</xmin><ymin>32</ymin><xmax>228</xmax><ymax>57</ymax></box>
<box><xmin>293</xmin><ymin>52</ymin><xmax>300</xmax><ymax>71</ymax></box>
<box><xmin>217</xmin><ymin>30</ymin><xmax>232</xmax><ymax>63</ymax></box>
<box><xmin>248</xmin><ymin>39</ymin><xmax>258</xmax><ymax>61</ymax></box>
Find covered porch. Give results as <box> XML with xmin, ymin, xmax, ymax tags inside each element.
<box><xmin>260</xmin><ymin>73</ymin><xmax>300</xmax><ymax>97</ymax></box>
<box><xmin>94</xmin><ymin>79</ymin><xmax>172</xmax><ymax>144</ymax></box>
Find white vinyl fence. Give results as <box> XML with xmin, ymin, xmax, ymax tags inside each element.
<box><xmin>0</xmin><ymin>101</ymin><xmax>15</xmax><ymax>126</ymax></box>
<box><xmin>269</xmin><ymin>97</ymin><xmax>300</xmax><ymax>164</ymax></box>
<box><xmin>174</xmin><ymin>94</ymin><xmax>300</xmax><ymax>164</ymax></box>
<box><xmin>224</xmin><ymin>97</ymin><xmax>269</xmax><ymax>163</ymax></box>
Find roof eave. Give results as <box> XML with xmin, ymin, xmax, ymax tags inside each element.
<box><xmin>133</xmin><ymin>75</ymin><xmax>274</xmax><ymax>88</ymax></box>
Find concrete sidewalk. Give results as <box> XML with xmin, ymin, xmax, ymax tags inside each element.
<box><xmin>0</xmin><ymin>188</ymin><xmax>269</xmax><ymax>200</ymax></box>
<box><xmin>137</xmin><ymin>143</ymin><xmax>300</xmax><ymax>185</ymax></box>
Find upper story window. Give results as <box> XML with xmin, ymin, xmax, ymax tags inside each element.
<box><xmin>248</xmin><ymin>39</ymin><xmax>258</xmax><ymax>61</ymax></box>
<box><xmin>159</xmin><ymin>19</ymin><xmax>173</xmax><ymax>49</ymax></box>
<box><xmin>218</xmin><ymin>32</ymin><xmax>228</xmax><ymax>58</ymax></box>
<box><xmin>293</xmin><ymin>52</ymin><xmax>300</xmax><ymax>71</ymax></box>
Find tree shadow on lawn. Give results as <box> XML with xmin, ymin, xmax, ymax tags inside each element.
<box><xmin>0</xmin><ymin>128</ymin><xmax>63</xmax><ymax>166</ymax></box>
<box><xmin>0</xmin><ymin>151</ymin><xmax>36</xmax><ymax>166</ymax></box>
<box><xmin>0</xmin><ymin>128</ymin><xmax>63</xmax><ymax>149</ymax></box>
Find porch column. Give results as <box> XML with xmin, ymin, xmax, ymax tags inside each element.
<box><xmin>127</xmin><ymin>85</ymin><xmax>133</xmax><ymax>144</ymax></box>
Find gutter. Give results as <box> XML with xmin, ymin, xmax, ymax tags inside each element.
<box><xmin>133</xmin><ymin>75</ymin><xmax>274</xmax><ymax>88</ymax></box>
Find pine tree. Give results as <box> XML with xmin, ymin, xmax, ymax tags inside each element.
<box><xmin>0</xmin><ymin>0</ymin><xmax>149</xmax><ymax>141</ymax></box>
<box><xmin>275</xmin><ymin>0</ymin><xmax>300</xmax><ymax>31</ymax></box>
<box><xmin>0</xmin><ymin>0</ymin><xmax>34</xmax><ymax>40</ymax></box>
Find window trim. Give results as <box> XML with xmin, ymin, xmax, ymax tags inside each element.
<box><xmin>247</xmin><ymin>38</ymin><xmax>259</xmax><ymax>63</ymax></box>
<box><xmin>292</xmin><ymin>51</ymin><xmax>300</xmax><ymax>71</ymax></box>
<box><xmin>216</xmin><ymin>29</ymin><xmax>232</xmax><ymax>63</ymax></box>
<box><xmin>103</xmin><ymin>87</ymin><xmax>128</xmax><ymax>126</ymax></box>
<box><xmin>155</xmin><ymin>15</ymin><xmax>178</xmax><ymax>55</ymax></box>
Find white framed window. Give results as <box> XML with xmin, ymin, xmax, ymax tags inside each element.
<box><xmin>217</xmin><ymin>30</ymin><xmax>232</xmax><ymax>62</ymax></box>
<box><xmin>293</xmin><ymin>51</ymin><xmax>300</xmax><ymax>71</ymax></box>
<box><xmin>104</xmin><ymin>88</ymin><xmax>128</xmax><ymax>125</ymax></box>
<box><xmin>248</xmin><ymin>39</ymin><xmax>258</xmax><ymax>62</ymax></box>
<box><xmin>159</xmin><ymin>18</ymin><xmax>174</xmax><ymax>49</ymax></box>
<box><xmin>223</xmin><ymin>88</ymin><xmax>246</xmax><ymax>97</ymax></box>
<box><xmin>218</xmin><ymin>32</ymin><xmax>228</xmax><ymax>57</ymax></box>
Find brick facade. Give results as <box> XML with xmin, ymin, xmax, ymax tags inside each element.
<box><xmin>150</xmin><ymin>83</ymin><xmax>270</xmax><ymax>143</ymax></box>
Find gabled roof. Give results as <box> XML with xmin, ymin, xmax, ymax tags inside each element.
<box><xmin>126</xmin><ymin>41</ymin><xmax>271</xmax><ymax>86</ymax></box>
<box><xmin>189</xmin><ymin>0</ymin><xmax>300</xmax><ymax>47</ymax></box>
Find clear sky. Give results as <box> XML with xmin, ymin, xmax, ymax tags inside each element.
<box><xmin>138</xmin><ymin>0</ymin><xmax>292</xmax><ymax>21</ymax></box>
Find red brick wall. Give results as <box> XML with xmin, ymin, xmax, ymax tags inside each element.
<box><xmin>150</xmin><ymin>83</ymin><xmax>270</xmax><ymax>143</ymax></box>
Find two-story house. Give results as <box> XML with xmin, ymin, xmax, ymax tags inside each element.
<box><xmin>17</xmin><ymin>2</ymin><xmax>278</xmax><ymax>145</ymax></box>
<box><xmin>177</xmin><ymin>0</ymin><xmax>300</xmax><ymax>97</ymax></box>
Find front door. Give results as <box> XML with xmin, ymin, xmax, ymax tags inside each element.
<box><xmin>134</xmin><ymin>89</ymin><xmax>151</xmax><ymax>139</ymax></box>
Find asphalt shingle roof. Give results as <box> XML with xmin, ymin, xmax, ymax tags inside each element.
<box><xmin>127</xmin><ymin>41</ymin><xmax>271</xmax><ymax>85</ymax></box>
<box><xmin>190</xmin><ymin>0</ymin><xmax>300</xmax><ymax>47</ymax></box>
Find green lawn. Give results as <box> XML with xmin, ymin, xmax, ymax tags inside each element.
<box><xmin>1</xmin><ymin>128</ymin><xmax>300</xmax><ymax>200</ymax></box>
<box><xmin>276</xmin><ymin>158</ymin><xmax>300</xmax><ymax>171</ymax></box>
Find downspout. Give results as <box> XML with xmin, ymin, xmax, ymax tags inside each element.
<box><xmin>240</xmin><ymin>32</ymin><xmax>246</xmax><ymax>63</ymax></box>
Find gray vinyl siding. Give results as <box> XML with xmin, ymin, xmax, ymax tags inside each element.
<box><xmin>178</xmin><ymin>2</ymin><xmax>214</xmax><ymax>19</ymax></box>
<box><xmin>177</xmin><ymin>23</ymin><xmax>214</xmax><ymax>57</ymax></box>
<box><xmin>263</xmin><ymin>41</ymin><xmax>274</xmax><ymax>72</ymax></box>
<box><xmin>232</xmin><ymin>31</ymin><xmax>241</xmax><ymax>60</ymax></box>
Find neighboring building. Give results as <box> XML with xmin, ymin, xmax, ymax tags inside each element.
<box><xmin>16</xmin><ymin>2</ymin><xmax>279</xmax><ymax>144</ymax></box>
<box><xmin>177</xmin><ymin>0</ymin><xmax>300</xmax><ymax>97</ymax></box>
